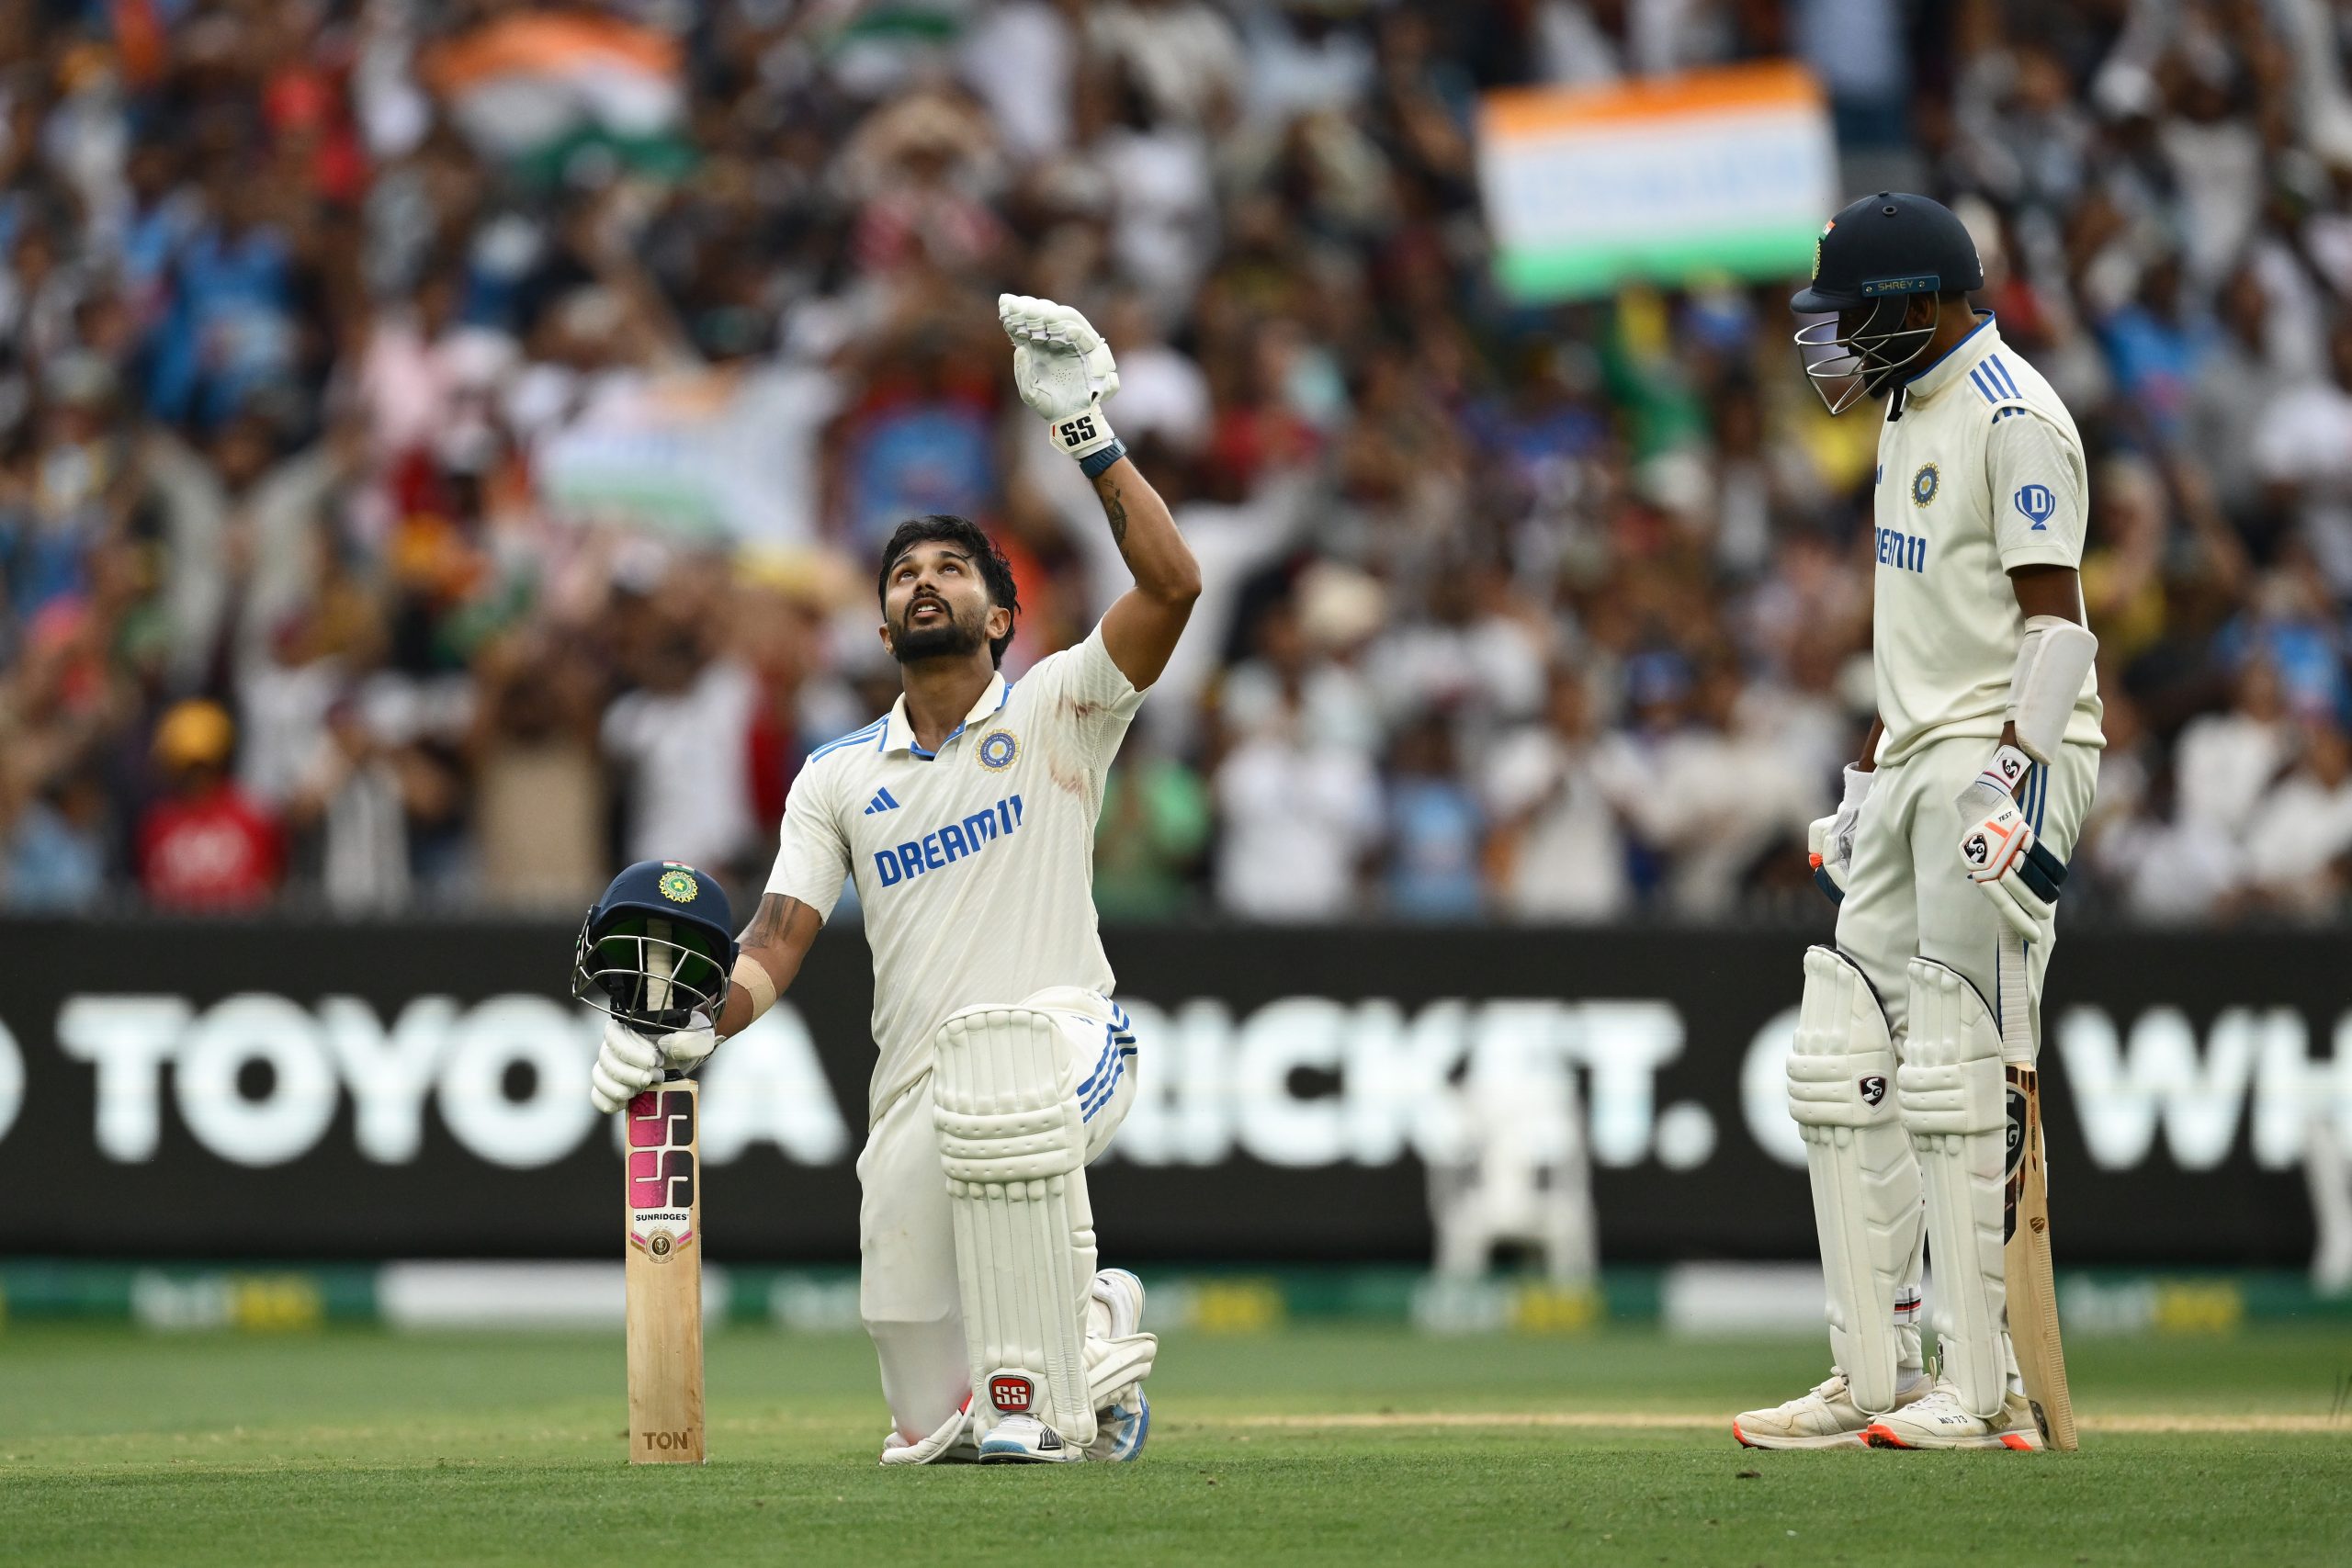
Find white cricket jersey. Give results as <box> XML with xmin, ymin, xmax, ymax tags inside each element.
<box><xmin>1869</xmin><ymin>312</ymin><xmax>2106</xmax><ymax>765</ymax></box>
<box><xmin>765</xmin><ymin>623</ymin><xmax>1146</xmax><ymax>1125</ymax></box>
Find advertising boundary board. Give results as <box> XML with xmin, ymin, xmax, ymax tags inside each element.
<box><xmin>0</xmin><ymin>919</ymin><xmax>2341</xmax><ymax>1265</ymax></box>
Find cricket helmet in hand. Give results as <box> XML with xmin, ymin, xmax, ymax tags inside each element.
<box><xmin>571</xmin><ymin>861</ymin><xmax>738</xmax><ymax>1032</ymax></box>
<box><xmin>1791</xmin><ymin>192</ymin><xmax>1984</xmax><ymax>413</ymax></box>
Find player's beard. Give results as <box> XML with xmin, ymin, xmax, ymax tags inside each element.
<box><xmin>889</xmin><ymin>596</ymin><xmax>987</xmax><ymax>664</ymax></box>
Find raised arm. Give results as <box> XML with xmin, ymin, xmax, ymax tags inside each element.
<box><xmin>1092</xmin><ymin>457</ymin><xmax>1201</xmax><ymax>689</ymax></box>
<box><xmin>999</xmin><ymin>293</ymin><xmax>1201</xmax><ymax>687</ymax></box>
<box><xmin>716</xmin><ymin>892</ymin><xmax>825</xmax><ymax>1039</ymax></box>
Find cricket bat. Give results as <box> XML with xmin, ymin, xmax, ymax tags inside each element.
<box><xmin>624</xmin><ymin>919</ymin><xmax>705</xmax><ymax>1463</ymax></box>
<box><xmin>1996</xmin><ymin>929</ymin><xmax>2079</xmax><ymax>1450</ymax></box>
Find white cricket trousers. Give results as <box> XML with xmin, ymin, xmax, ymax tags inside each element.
<box><xmin>1835</xmin><ymin>732</ymin><xmax>2100</xmax><ymax>1055</ymax></box>
<box><xmin>855</xmin><ymin>987</ymin><xmax>1137</xmax><ymax>1441</ymax></box>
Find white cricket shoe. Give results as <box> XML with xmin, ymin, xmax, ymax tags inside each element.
<box><xmin>1093</xmin><ymin>1267</ymin><xmax>1146</xmax><ymax>1338</ymax></box>
<box><xmin>1734</xmin><ymin>1368</ymin><xmax>1929</xmax><ymax>1450</ymax></box>
<box><xmin>1086</xmin><ymin>1269</ymin><xmax>1152</xmax><ymax>1462</ymax></box>
<box><xmin>1863</xmin><ymin>1381</ymin><xmax>2046</xmax><ymax>1450</ymax></box>
<box><xmin>977</xmin><ymin>1412</ymin><xmax>1085</xmax><ymax>1464</ymax></box>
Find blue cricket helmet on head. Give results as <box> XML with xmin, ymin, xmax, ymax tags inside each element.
<box><xmin>571</xmin><ymin>861</ymin><xmax>739</xmax><ymax>1032</ymax></box>
<box><xmin>1791</xmin><ymin>192</ymin><xmax>1985</xmax><ymax>414</ymax></box>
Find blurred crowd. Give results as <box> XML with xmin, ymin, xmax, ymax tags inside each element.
<box><xmin>3</xmin><ymin>0</ymin><xmax>2351</xmax><ymax>924</ymax></box>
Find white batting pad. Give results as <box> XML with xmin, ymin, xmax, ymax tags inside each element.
<box><xmin>1785</xmin><ymin>945</ymin><xmax>1920</xmax><ymax>1416</ymax></box>
<box><xmin>1900</xmin><ymin>957</ymin><xmax>2013</xmax><ymax>1418</ymax></box>
<box><xmin>933</xmin><ymin>1006</ymin><xmax>1099</xmax><ymax>1448</ymax></box>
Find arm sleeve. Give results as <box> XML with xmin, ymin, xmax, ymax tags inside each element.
<box><xmin>763</xmin><ymin>762</ymin><xmax>849</xmax><ymax>920</ymax></box>
<box><xmin>1986</xmin><ymin>409</ymin><xmax>2088</xmax><ymax>570</ymax></box>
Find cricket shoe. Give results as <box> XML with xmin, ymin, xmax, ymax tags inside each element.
<box><xmin>1733</xmin><ymin>1368</ymin><xmax>1929</xmax><ymax>1450</ymax></box>
<box><xmin>878</xmin><ymin>1396</ymin><xmax>977</xmax><ymax>1466</ymax></box>
<box><xmin>1086</xmin><ymin>1268</ymin><xmax>1152</xmax><ymax>1462</ymax></box>
<box><xmin>978</xmin><ymin>1413</ymin><xmax>1085</xmax><ymax>1464</ymax></box>
<box><xmin>1093</xmin><ymin>1267</ymin><xmax>1147</xmax><ymax>1338</ymax></box>
<box><xmin>1863</xmin><ymin>1381</ymin><xmax>2046</xmax><ymax>1450</ymax></box>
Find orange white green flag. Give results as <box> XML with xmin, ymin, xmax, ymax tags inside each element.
<box><xmin>1477</xmin><ymin>62</ymin><xmax>1838</xmax><ymax>302</ymax></box>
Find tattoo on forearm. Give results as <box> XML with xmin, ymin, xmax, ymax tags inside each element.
<box><xmin>1101</xmin><ymin>481</ymin><xmax>1129</xmax><ymax>547</ymax></box>
<box><xmin>742</xmin><ymin>893</ymin><xmax>801</xmax><ymax>950</ymax></box>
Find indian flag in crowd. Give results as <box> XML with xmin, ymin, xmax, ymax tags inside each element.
<box><xmin>1478</xmin><ymin>62</ymin><xmax>1838</xmax><ymax>302</ymax></box>
<box><xmin>424</xmin><ymin>10</ymin><xmax>689</xmax><ymax>180</ymax></box>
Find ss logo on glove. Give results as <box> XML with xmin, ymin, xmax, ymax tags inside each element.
<box><xmin>1060</xmin><ymin>414</ymin><xmax>1097</xmax><ymax>448</ymax></box>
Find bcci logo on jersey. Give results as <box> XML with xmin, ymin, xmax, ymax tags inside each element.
<box><xmin>977</xmin><ymin>728</ymin><xmax>1019</xmax><ymax>771</ymax></box>
<box><xmin>1910</xmin><ymin>463</ymin><xmax>1939</xmax><ymax>507</ymax></box>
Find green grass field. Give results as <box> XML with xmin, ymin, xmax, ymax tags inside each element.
<box><xmin>2</xmin><ymin>1324</ymin><xmax>2346</xmax><ymax>1566</ymax></box>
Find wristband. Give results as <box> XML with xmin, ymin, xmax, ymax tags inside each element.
<box><xmin>1974</xmin><ymin>744</ymin><xmax>2033</xmax><ymax>799</ymax></box>
<box><xmin>1075</xmin><ymin>434</ymin><xmax>1126</xmax><ymax>479</ymax></box>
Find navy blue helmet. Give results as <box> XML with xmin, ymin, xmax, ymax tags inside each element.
<box><xmin>1791</xmin><ymin>192</ymin><xmax>1984</xmax><ymax>413</ymax></box>
<box><xmin>571</xmin><ymin>861</ymin><xmax>738</xmax><ymax>1032</ymax></box>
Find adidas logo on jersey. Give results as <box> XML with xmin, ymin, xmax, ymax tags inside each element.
<box><xmin>864</xmin><ymin>788</ymin><xmax>901</xmax><ymax>816</ymax></box>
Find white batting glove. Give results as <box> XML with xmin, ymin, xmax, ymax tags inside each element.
<box><xmin>1954</xmin><ymin>744</ymin><xmax>2067</xmax><ymax>942</ymax></box>
<box><xmin>589</xmin><ymin>1013</ymin><xmax>718</xmax><ymax>1115</ymax></box>
<box><xmin>1806</xmin><ymin>764</ymin><xmax>1874</xmax><ymax>904</ymax></box>
<box><xmin>999</xmin><ymin>293</ymin><xmax>1121</xmax><ymax>463</ymax></box>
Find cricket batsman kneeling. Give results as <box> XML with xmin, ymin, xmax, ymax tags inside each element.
<box><xmin>588</xmin><ymin>295</ymin><xmax>1199</xmax><ymax>1465</ymax></box>
<box><xmin>1735</xmin><ymin>195</ymin><xmax>2102</xmax><ymax>1451</ymax></box>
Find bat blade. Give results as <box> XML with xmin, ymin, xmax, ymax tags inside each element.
<box><xmin>625</xmin><ymin>1077</ymin><xmax>705</xmax><ymax>1463</ymax></box>
<box><xmin>2004</xmin><ymin>1064</ymin><xmax>2079</xmax><ymax>1450</ymax></box>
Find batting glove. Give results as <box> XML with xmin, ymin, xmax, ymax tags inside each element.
<box><xmin>1000</xmin><ymin>293</ymin><xmax>1123</xmax><ymax>471</ymax></box>
<box><xmin>590</xmin><ymin>1013</ymin><xmax>718</xmax><ymax>1114</ymax></box>
<box><xmin>1806</xmin><ymin>764</ymin><xmax>1875</xmax><ymax>905</ymax></box>
<box><xmin>1953</xmin><ymin>744</ymin><xmax>2068</xmax><ymax>942</ymax></box>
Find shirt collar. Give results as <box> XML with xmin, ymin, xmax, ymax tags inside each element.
<box><xmin>881</xmin><ymin>672</ymin><xmax>1011</xmax><ymax>757</ymax></box>
<box><xmin>1900</xmin><ymin>309</ymin><xmax>1999</xmax><ymax>405</ymax></box>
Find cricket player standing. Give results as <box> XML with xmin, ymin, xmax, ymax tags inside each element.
<box><xmin>1735</xmin><ymin>195</ymin><xmax>2102</xmax><ymax>1450</ymax></box>
<box><xmin>589</xmin><ymin>295</ymin><xmax>1199</xmax><ymax>1464</ymax></box>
